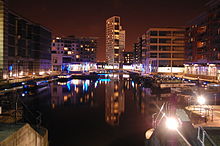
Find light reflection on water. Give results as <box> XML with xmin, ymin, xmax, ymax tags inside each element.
<box><xmin>52</xmin><ymin>74</ymin><xmax>152</xmax><ymax>126</ymax></box>
<box><xmin>51</xmin><ymin>79</ymin><xmax>95</xmax><ymax>108</ymax></box>
<box><xmin>105</xmin><ymin>79</ymin><xmax>125</xmax><ymax>126</ymax></box>
<box><xmin>21</xmin><ymin>73</ymin><xmax>162</xmax><ymax>145</ymax></box>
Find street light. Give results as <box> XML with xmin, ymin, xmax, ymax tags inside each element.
<box><xmin>197</xmin><ymin>95</ymin><xmax>206</xmax><ymax>105</ymax></box>
<box><xmin>166</xmin><ymin>117</ymin><xmax>179</xmax><ymax>130</ymax></box>
<box><xmin>165</xmin><ymin>116</ymin><xmax>192</xmax><ymax>146</ymax></box>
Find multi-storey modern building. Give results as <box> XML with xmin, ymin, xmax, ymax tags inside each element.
<box><xmin>51</xmin><ymin>36</ymin><xmax>97</xmax><ymax>72</ymax></box>
<box><xmin>142</xmin><ymin>27</ymin><xmax>185</xmax><ymax>73</ymax></box>
<box><xmin>133</xmin><ymin>37</ymin><xmax>142</xmax><ymax>64</ymax></box>
<box><xmin>185</xmin><ymin>0</ymin><xmax>220</xmax><ymax>63</ymax></box>
<box><xmin>0</xmin><ymin>0</ymin><xmax>52</xmax><ymax>79</ymax></box>
<box><xmin>123</xmin><ymin>52</ymin><xmax>133</xmax><ymax>64</ymax></box>
<box><xmin>106</xmin><ymin>16</ymin><xmax>125</xmax><ymax>68</ymax></box>
<box><xmin>184</xmin><ymin>0</ymin><xmax>220</xmax><ymax>80</ymax></box>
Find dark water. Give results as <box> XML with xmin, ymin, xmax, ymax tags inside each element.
<box><xmin>18</xmin><ymin>74</ymin><xmax>220</xmax><ymax>146</ymax></box>
<box><xmin>23</xmin><ymin>74</ymin><xmax>157</xmax><ymax>146</ymax></box>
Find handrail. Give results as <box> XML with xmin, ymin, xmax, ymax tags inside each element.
<box><xmin>197</xmin><ymin>126</ymin><xmax>217</xmax><ymax>146</ymax></box>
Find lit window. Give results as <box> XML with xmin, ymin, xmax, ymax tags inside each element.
<box><xmin>64</xmin><ymin>96</ymin><xmax>68</xmax><ymax>102</ymax></box>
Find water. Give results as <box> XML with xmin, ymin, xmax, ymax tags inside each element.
<box><xmin>22</xmin><ymin>74</ymin><xmax>155</xmax><ymax>146</ymax></box>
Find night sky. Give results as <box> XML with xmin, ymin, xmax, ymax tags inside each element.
<box><xmin>9</xmin><ymin>0</ymin><xmax>208</xmax><ymax>61</ymax></box>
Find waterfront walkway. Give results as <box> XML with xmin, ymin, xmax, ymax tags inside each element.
<box><xmin>0</xmin><ymin>72</ymin><xmax>59</xmax><ymax>89</ymax></box>
<box><xmin>175</xmin><ymin>74</ymin><xmax>219</xmax><ymax>83</ymax></box>
<box><xmin>186</xmin><ymin>105</ymin><xmax>220</xmax><ymax>128</ymax></box>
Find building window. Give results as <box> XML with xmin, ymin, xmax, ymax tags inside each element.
<box><xmin>150</xmin><ymin>46</ymin><xmax>157</xmax><ymax>51</ymax></box>
<box><xmin>115</xmin><ymin>17</ymin><xmax>119</xmax><ymax>22</ymax></box>
<box><xmin>150</xmin><ymin>31</ymin><xmax>157</xmax><ymax>36</ymax></box>
<box><xmin>150</xmin><ymin>38</ymin><xmax>157</xmax><ymax>43</ymax></box>
<box><xmin>159</xmin><ymin>53</ymin><xmax>171</xmax><ymax>58</ymax></box>
<box><xmin>159</xmin><ymin>31</ymin><xmax>171</xmax><ymax>36</ymax></box>
<box><xmin>159</xmin><ymin>46</ymin><xmax>171</xmax><ymax>51</ymax></box>
<box><xmin>150</xmin><ymin>53</ymin><xmax>157</xmax><ymax>58</ymax></box>
<box><xmin>53</xmin><ymin>59</ymin><xmax>57</xmax><ymax>63</ymax></box>
<box><xmin>159</xmin><ymin>39</ymin><xmax>171</xmax><ymax>43</ymax></box>
<box><xmin>115</xmin><ymin>25</ymin><xmax>119</xmax><ymax>30</ymax></box>
<box><xmin>51</xmin><ymin>51</ymin><xmax>57</xmax><ymax>54</ymax></box>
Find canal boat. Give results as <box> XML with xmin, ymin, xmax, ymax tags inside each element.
<box><xmin>57</xmin><ymin>74</ymin><xmax>72</xmax><ymax>82</ymax></box>
<box><xmin>23</xmin><ymin>80</ymin><xmax>49</xmax><ymax>90</ymax></box>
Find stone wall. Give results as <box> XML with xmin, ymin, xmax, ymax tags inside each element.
<box><xmin>0</xmin><ymin>124</ymin><xmax>48</xmax><ymax>146</ymax></box>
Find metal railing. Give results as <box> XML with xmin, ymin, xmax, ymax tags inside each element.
<box><xmin>197</xmin><ymin>126</ymin><xmax>217</xmax><ymax>146</ymax></box>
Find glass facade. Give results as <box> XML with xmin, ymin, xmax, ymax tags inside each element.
<box><xmin>0</xmin><ymin>0</ymin><xmax>8</xmax><ymax>79</ymax></box>
<box><xmin>0</xmin><ymin>2</ymin><xmax>51</xmax><ymax>79</ymax></box>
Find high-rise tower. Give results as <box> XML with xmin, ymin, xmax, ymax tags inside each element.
<box><xmin>106</xmin><ymin>16</ymin><xmax>125</xmax><ymax>68</ymax></box>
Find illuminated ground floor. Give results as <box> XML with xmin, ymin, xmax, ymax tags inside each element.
<box><xmin>184</xmin><ymin>63</ymin><xmax>220</xmax><ymax>82</ymax></box>
<box><xmin>1</xmin><ymin>57</ymin><xmax>51</xmax><ymax>79</ymax></box>
<box><xmin>52</xmin><ymin>62</ymin><xmax>97</xmax><ymax>73</ymax></box>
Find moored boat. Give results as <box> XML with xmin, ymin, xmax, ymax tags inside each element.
<box><xmin>57</xmin><ymin>74</ymin><xmax>72</xmax><ymax>82</ymax></box>
<box><xmin>23</xmin><ymin>80</ymin><xmax>49</xmax><ymax>90</ymax></box>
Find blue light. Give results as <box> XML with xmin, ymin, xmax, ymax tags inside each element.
<box><xmin>99</xmin><ymin>79</ymin><xmax>111</xmax><ymax>82</ymax></box>
<box><xmin>9</xmin><ymin>65</ymin><xmax>13</xmax><ymax>71</ymax></box>
<box><xmin>132</xmin><ymin>81</ymin><xmax>135</xmax><ymax>88</ymax></box>
<box><xmin>62</xmin><ymin>65</ymin><xmax>65</xmax><ymax>71</ymax></box>
<box><xmin>83</xmin><ymin>82</ymin><xmax>88</xmax><ymax>91</ymax></box>
<box><xmin>67</xmin><ymin>81</ymin><xmax>71</xmax><ymax>91</ymax></box>
<box><xmin>94</xmin><ymin>81</ymin><xmax>98</xmax><ymax>88</ymax></box>
<box><xmin>97</xmin><ymin>74</ymin><xmax>107</xmax><ymax>76</ymax></box>
<box><xmin>67</xmin><ymin>65</ymin><xmax>71</xmax><ymax>73</ymax></box>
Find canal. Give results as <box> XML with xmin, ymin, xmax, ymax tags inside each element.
<box><xmin>22</xmin><ymin>74</ymin><xmax>156</xmax><ymax>146</ymax></box>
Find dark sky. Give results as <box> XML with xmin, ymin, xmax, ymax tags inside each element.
<box><xmin>9</xmin><ymin>0</ymin><xmax>208</xmax><ymax>61</ymax></box>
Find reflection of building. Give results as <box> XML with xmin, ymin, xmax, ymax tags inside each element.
<box><xmin>105</xmin><ymin>80</ymin><xmax>125</xmax><ymax>126</ymax></box>
<box><xmin>51</xmin><ymin>36</ymin><xmax>97</xmax><ymax>72</ymax></box>
<box><xmin>51</xmin><ymin>83</ymin><xmax>65</xmax><ymax>107</ymax></box>
<box><xmin>51</xmin><ymin>80</ymin><xmax>94</xmax><ymax>108</ymax></box>
<box><xmin>1</xmin><ymin>0</ymin><xmax>52</xmax><ymax>79</ymax></box>
<box><xmin>106</xmin><ymin>16</ymin><xmax>125</xmax><ymax>67</ymax></box>
<box><xmin>141</xmin><ymin>27</ymin><xmax>185</xmax><ymax>73</ymax></box>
